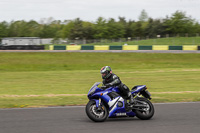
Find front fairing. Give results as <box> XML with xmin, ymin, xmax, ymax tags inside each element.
<box><xmin>87</xmin><ymin>88</ymin><xmax>103</xmax><ymax>99</ymax></box>
<box><xmin>88</xmin><ymin>88</ymin><xmax>112</xmax><ymax>103</ymax></box>
<box><xmin>87</xmin><ymin>82</ymin><xmax>102</xmax><ymax>96</ymax></box>
<box><xmin>87</xmin><ymin>85</ymin><xmax>121</xmax><ymax>102</ymax></box>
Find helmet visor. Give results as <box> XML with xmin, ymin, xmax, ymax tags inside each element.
<box><xmin>101</xmin><ymin>73</ymin><xmax>107</xmax><ymax>77</ymax></box>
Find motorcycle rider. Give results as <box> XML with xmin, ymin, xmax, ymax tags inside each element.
<box><xmin>100</xmin><ymin>66</ymin><xmax>135</xmax><ymax>104</ymax></box>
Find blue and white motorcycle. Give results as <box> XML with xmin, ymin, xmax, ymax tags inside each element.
<box><xmin>86</xmin><ymin>82</ymin><xmax>154</xmax><ymax>122</ymax></box>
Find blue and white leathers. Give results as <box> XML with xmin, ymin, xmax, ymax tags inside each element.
<box><xmin>87</xmin><ymin>82</ymin><xmax>147</xmax><ymax>118</ymax></box>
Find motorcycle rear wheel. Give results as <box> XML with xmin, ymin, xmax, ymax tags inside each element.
<box><xmin>85</xmin><ymin>100</ymin><xmax>108</xmax><ymax>122</ymax></box>
<box><xmin>134</xmin><ymin>97</ymin><xmax>154</xmax><ymax>120</ymax></box>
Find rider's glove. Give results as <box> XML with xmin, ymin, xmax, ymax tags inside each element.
<box><xmin>105</xmin><ymin>83</ymin><xmax>112</xmax><ymax>87</ymax></box>
<box><xmin>100</xmin><ymin>86</ymin><xmax>107</xmax><ymax>90</ymax></box>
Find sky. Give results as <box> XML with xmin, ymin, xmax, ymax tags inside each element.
<box><xmin>0</xmin><ymin>0</ymin><xmax>200</xmax><ymax>22</ymax></box>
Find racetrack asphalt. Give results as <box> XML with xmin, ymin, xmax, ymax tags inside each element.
<box><xmin>0</xmin><ymin>102</ymin><xmax>199</xmax><ymax>133</ymax></box>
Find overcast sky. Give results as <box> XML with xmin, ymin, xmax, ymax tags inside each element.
<box><xmin>0</xmin><ymin>0</ymin><xmax>200</xmax><ymax>22</ymax></box>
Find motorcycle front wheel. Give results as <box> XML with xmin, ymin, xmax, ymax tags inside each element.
<box><xmin>85</xmin><ymin>100</ymin><xmax>108</xmax><ymax>122</ymax></box>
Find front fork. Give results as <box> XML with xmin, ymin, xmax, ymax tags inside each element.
<box><xmin>93</xmin><ymin>98</ymin><xmax>104</xmax><ymax>111</ymax></box>
<box><xmin>99</xmin><ymin>98</ymin><xmax>101</xmax><ymax>106</ymax></box>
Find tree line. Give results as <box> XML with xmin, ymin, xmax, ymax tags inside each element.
<box><xmin>0</xmin><ymin>10</ymin><xmax>200</xmax><ymax>40</ymax></box>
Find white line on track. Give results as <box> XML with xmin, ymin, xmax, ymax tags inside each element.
<box><xmin>0</xmin><ymin>102</ymin><xmax>199</xmax><ymax>111</ymax></box>
<box><xmin>0</xmin><ymin>106</ymin><xmax>85</xmax><ymax>111</ymax></box>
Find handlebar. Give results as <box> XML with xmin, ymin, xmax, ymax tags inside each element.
<box><xmin>100</xmin><ymin>86</ymin><xmax>107</xmax><ymax>90</ymax></box>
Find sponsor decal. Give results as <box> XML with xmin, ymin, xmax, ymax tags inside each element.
<box><xmin>116</xmin><ymin>113</ymin><xmax>127</xmax><ymax>116</ymax></box>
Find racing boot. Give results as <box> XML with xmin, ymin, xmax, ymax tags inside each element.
<box><xmin>128</xmin><ymin>92</ymin><xmax>135</xmax><ymax>105</ymax></box>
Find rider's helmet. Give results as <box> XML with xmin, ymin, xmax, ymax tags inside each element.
<box><xmin>100</xmin><ymin>66</ymin><xmax>112</xmax><ymax>79</ymax></box>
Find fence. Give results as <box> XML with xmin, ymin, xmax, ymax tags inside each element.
<box><xmin>51</xmin><ymin>34</ymin><xmax>200</xmax><ymax>45</ymax></box>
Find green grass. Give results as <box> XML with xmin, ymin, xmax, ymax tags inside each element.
<box><xmin>1</xmin><ymin>52</ymin><xmax>200</xmax><ymax>71</ymax></box>
<box><xmin>112</xmin><ymin>37</ymin><xmax>200</xmax><ymax>45</ymax></box>
<box><xmin>0</xmin><ymin>96</ymin><xmax>87</xmax><ymax>108</ymax></box>
<box><xmin>0</xmin><ymin>52</ymin><xmax>200</xmax><ymax>108</ymax></box>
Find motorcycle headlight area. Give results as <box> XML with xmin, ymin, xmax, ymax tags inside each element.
<box><xmin>89</xmin><ymin>88</ymin><xmax>96</xmax><ymax>95</ymax></box>
<box><xmin>88</xmin><ymin>82</ymin><xmax>101</xmax><ymax>95</ymax></box>
<box><xmin>88</xmin><ymin>86</ymin><xmax>97</xmax><ymax>95</ymax></box>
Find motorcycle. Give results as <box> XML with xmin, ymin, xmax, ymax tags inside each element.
<box><xmin>85</xmin><ymin>82</ymin><xmax>154</xmax><ymax>122</ymax></box>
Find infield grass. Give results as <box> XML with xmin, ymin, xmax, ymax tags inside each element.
<box><xmin>0</xmin><ymin>52</ymin><xmax>200</xmax><ymax>108</ymax></box>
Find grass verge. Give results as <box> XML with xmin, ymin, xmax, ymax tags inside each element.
<box><xmin>0</xmin><ymin>52</ymin><xmax>200</xmax><ymax>108</ymax></box>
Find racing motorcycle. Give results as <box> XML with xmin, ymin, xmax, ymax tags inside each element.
<box><xmin>85</xmin><ymin>82</ymin><xmax>154</xmax><ymax>122</ymax></box>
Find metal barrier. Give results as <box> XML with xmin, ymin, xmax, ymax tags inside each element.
<box><xmin>0</xmin><ymin>45</ymin><xmax>45</xmax><ymax>50</ymax></box>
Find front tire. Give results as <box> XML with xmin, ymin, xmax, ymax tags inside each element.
<box><xmin>134</xmin><ymin>97</ymin><xmax>154</xmax><ymax>120</ymax></box>
<box><xmin>85</xmin><ymin>100</ymin><xmax>108</xmax><ymax>122</ymax></box>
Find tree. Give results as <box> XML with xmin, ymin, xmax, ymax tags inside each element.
<box><xmin>193</xmin><ymin>22</ymin><xmax>200</xmax><ymax>34</ymax></box>
<box><xmin>69</xmin><ymin>18</ymin><xmax>84</xmax><ymax>39</ymax></box>
<box><xmin>0</xmin><ymin>21</ymin><xmax>9</xmax><ymax>38</ymax></box>
<box><xmin>93</xmin><ymin>17</ymin><xmax>108</xmax><ymax>39</ymax></box>
<box><xmin>145</xmin><ymin>18</ymin><xmax>166</xmax><ymax>37</ymax></box>
<box><xmin>61</xmin><ymin>20</ymin><xmax>74</xmax><ymax>39</ymax></box>
<box><xmin>26</xmin><ymin>20</ymin><xmax>40</xmax><ymax>37</ymax></box>
<box><xmin>39</xmin><ymin>20</ymin><xmax>63</xmax><ymax>38</ymax></box>
<box><xmin>8</xmin><ymin>20</ymin><xmax>28</xmax><ymax>37</ymax></box>
<box><xmin>138</xmin><ymin>9</ymin><xmax>148</xmax><ymax>22</ymax></box>
<box><xmin>131</xmin><ymin>21</ymin><xmax>144</xmax><ymax>37</ymax></box>
<box><xmin>118</xmin><ymin>16</ymin><xmax>127</xmax><ymax>26</ymax></box>
<box><xmin>164</xmin><ymin>11</ymin><xmax>196</xmax><ymax>35</ymax></box>
<box><xmin>1</xmin><ymin>11</ymin><xmax>200</xmax><ymax>40</ymax></box>
<box><xmin>106</xmin><ymin>18</ymin><xmax>125</xmax><ymax>39</ymax></box>
<box><xmin>82</xmin><ymin>21</ymin><xmax>94</xmax><ymax>39</ymax></box>
<box><xmin>125</xmin><ymin>20</ymin><xmax>135</xmax><ymax>38</ymax></box>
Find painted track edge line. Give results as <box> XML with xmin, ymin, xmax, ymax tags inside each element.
<box><xmin>0</xmin><ymin>102</ymin><xmax>199</xmax><ymax>110</ymax></box>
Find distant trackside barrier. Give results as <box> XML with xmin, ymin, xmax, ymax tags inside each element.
<box><xmin>0</xmin><ymin>45</ymin><xmax>199</xmax><ymax>51</ymax></box>
<box><xmin>0</xmin><ymin>45</ymin><xmax>45</xmax><ymax>50</ymax></box>
<box><xmin>49</xmin><ymin>45</ymin><xmax>199</xmax><ymax>51</ymax></box>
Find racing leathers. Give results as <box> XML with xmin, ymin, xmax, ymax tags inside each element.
<box><xmin>102</xmin><ymin>73</ymin><xmax>135</xmax><ymax>104</ymax></box>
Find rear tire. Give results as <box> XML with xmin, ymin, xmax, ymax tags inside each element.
<box><xmin>134</xmin><ymin>97</ymin><xmax>154</xmax><ymax>120</ymax></box>
<box><xmin>85</xmin><ymin>100</ymin><xmax>108</xmax><ymax>122</ymax></box>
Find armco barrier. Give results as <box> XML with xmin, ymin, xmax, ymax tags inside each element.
<box><xmin>48</xmin><ymin>45</ymin><xmax>200</xmax><ymax>51</ymax></box>
<box><xmin>153</xmin><ymin>45</ymin><xmax>168</xmax><ymax>50</ymax></box>
<box><xmin>0</xmin><ymin>45</ymin><xmax>45</xmax><ymax>50</ymax></box>
<box><xmin>122</xmin><ymin>45</ymin><xmax>138</xmax><ymax>50</ymax></box>
<box><xmin>94</xmin><ymin>45</ymin><xmax>109</xmax><ymax>50</ymax></box>
<box><xmin>67</xmin><ymin>45</ymin><xmax>81</xmax><ymax>50</ymax></box>
<box><xmin>110</xmin><ymin>46</ymin><xmax>122</xmax><ymax>50</ymax></box>
<box><xmin>183</xmin><ymin>45</ymin><xmax>198</xmax><ymax>50</ymax></box>
<box><xmin>139</xmin><ymin>46</ymin><xmax>152</xmax><ymax>50</ymax></box>
<box><xmin>54</xmin><ymin>46</ymin><xmax>66</xmax><ymax>50</ymax></box>
<box><xmin>81</xmin><ymin>46</ymin><xmax>94</xmax><ymax>50</ymax></box>
<box><xmin>169</xmin><ymin>46</ymin><xmax>182</xmax><ymax>50</ymax></box>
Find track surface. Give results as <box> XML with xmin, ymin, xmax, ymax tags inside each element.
<box><xmin>0</xmin><ymin>102</ymin><xmax>199</xmax><ymax>133</ymax></box>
